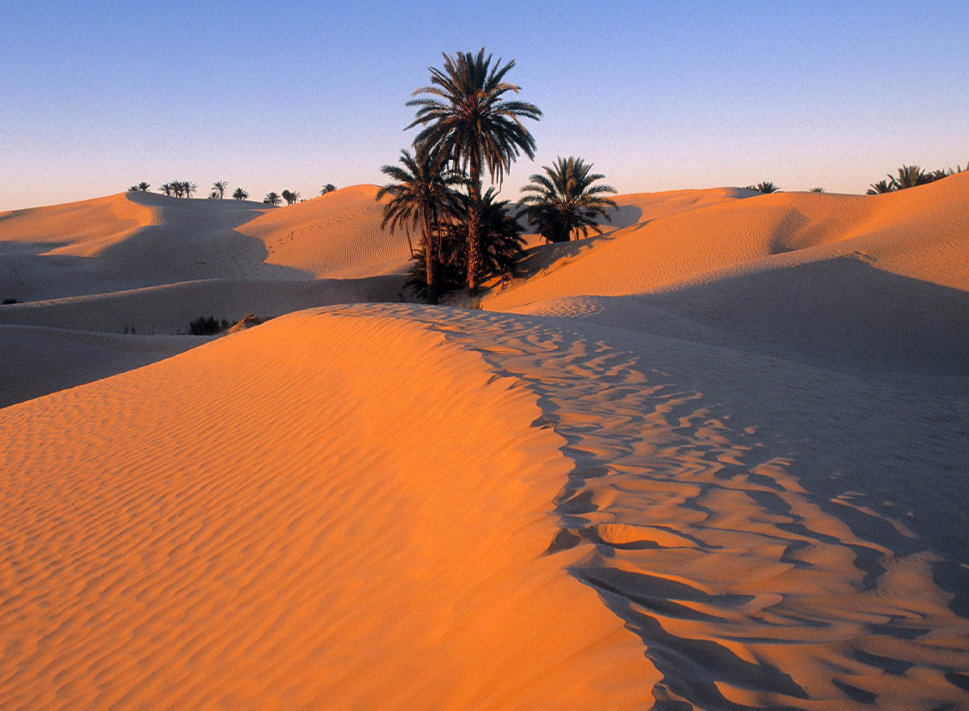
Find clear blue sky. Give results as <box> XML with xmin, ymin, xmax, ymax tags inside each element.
<box><xmin>2</xmin><ymin>1</ymin><xmax>966</xmax><ymax>211</ymax></box>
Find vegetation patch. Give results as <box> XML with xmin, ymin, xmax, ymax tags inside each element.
<box><xmin>189</xmin><ymin>315</ymin><xmax>231</xmax><ymax>336</ymax></box>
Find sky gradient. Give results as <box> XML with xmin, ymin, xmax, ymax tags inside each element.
<box><xmin>2</xmin><ymin>1</ymin><xmax>967</xmax><ymax>211</ymax></box>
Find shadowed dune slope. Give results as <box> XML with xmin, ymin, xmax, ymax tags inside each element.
<box><xmin>490</xmin><ymin>173</ymin><xmax>969</xmax><ymax>375</ymax></box>
<box><xmin>0</xmin><ymin>307</ymin><xmax>653</xmax><ymax>711</ymax></box>
<box><xmin>0</xmin><ymin>326</ymin><xmax>201</xmax><ymax>408</ymax></box>
<box><xmin>0</xmin><ymin>187</ymin><xmax>410</xmax><ymax>302</ymax></box>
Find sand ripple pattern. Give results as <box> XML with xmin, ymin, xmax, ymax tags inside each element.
<box><xmin>371</xmin><ymin>305</ymin><xmax>969</xmax><ymax>711</ymax></box>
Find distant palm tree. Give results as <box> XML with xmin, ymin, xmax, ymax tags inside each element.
<box><xmin>748</xmin><ymin>181</ymin><xmax>780</xmax><ymax>194</ymax></box>
<box><xmin>128</xmin><ymin>185</ymin><xmax>139</xmax><ymax>192</ymax></box>
<box><xmin>519</xmin><ymin>156</ymin><xmax>618</xmax><ymax>243</ymax></box>
<box><xmin>866</xmin><ymin>179</ymin><xmax>894</xmax><ymax>195</ymax></box>
<box><xmin>172</xmin><ymin>182</ymin><xmax>184</xmax><ymax>198</ymax></box>
<box><xmin>407</xmin><ymin>48</ymin><xmax>542</xmax><ymax>291</ymax></box>
<box><xmin>232</xmin><ymin>187</ymin><xmax>248</xmax><ymax>200</ymax></box>
<box><xmin>263</xmin><ymin>192</ymin><xmax>281</xmax><ymax>206</ymax></box>
<box><xmin>184</xmin><ymin>181</ymin><xmax>197</xmax><ymax>199</ymax></box>
<box><xmin>212</xmin><ymin>180</ymin><xmax>228</xmax><ymax>199</ymax></box>
<box><xmin>810</xmin><ymin>187</ymin><xmax>825</xmax><ymax>193</ymax></box>
<box><xmin>136</xmin><ymin>181</ymin><xmax>150</xmax><ymax>192</ymax></box>
<box><xmin>891</xmin><ymin>165</ymin><xmax>930</xmax><ymax>190</ymax></box>
<box><xmin>321</xmin><ymin>184</ymin><xmax>337</xmax><ymax>195</ymax></box>
<box><xmin>281</xmin><ymin>190</ymin><xmax>301</xmax><ymax>205</ymax></box>
<box><xmin>160</xmin><ymin>183</ymin><xmax>173</xmax><ymax>197</ymax></box>
<box><xmin>377</xmin><ymin>148</ymin><xmax>462</xmax><ymax>301</ymax></box>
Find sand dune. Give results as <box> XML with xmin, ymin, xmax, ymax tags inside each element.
<box><xmin>0</xmin><ymin>309</ymin><xmax>652</xmax><ymax>710</ymax></box>
<box><xmin>0</xmin><ymin>186</ymin><xmax>411</xmax><ymax>303</ymax></box>
<box><xmin>2</xmin><ymin>175</ymin><xmax>968</xmax><ymax>709</ymax></box>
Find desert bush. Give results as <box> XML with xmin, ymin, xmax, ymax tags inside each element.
<box><xmin>189</xmin><ymin>316</ymin><xmax>230</xmax><ymax>335</ymax></box>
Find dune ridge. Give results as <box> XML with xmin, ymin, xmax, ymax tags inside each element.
<box><xmin>0</xmin><ymin>308</ymin><xmax>654</xmax><ymax>710</ymax></box>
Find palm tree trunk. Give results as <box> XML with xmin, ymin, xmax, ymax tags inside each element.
<box><xmin>466</xmin><ymin>162</ymin><xmax>482</xmax><ymax>293</ymax></box>
<box><xmin>422</xmin><ymin>209</ymin><xmax>437</xmax><ymax>303</ymax></box>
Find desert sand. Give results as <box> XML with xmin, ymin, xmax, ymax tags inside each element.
<box><xmin>2</xmin><ymin>177</ymin><xmax>968</xmax><ymax>709</ymax></box>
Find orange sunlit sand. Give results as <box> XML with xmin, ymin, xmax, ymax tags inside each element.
<box><xmin>2</xmin><ymin>175</ymin><xmax>969</xmax><ymax>709</ymax></box>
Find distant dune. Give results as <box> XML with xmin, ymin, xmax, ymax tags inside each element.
<box><xmin>2</xmin><ymin>175</ymin><xmax>968</xmax><ymax>709</ymax></box>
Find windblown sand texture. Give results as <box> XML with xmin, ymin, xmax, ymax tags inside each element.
<box><xmin>2</xmin><ymin>175</ymin><xmax>968</xmax><ymax>709</ymax></box>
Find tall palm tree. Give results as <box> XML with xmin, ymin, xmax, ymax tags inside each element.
<box><xmin>407</xmin><ymin>48</ymin><xmax>541</xmax><ymax>291</ymax></box>
<box><xmin>263</xmin><ymin>192</ymin><xmax>281</xmax><ymax>207</ymax></box>
<box><xmin>281</xmin><ymin>190</ymin><xmax>301</xmax><ymax>205</ymax></box>
<box><xmin>183</xmin><ymin>181</ymin><xmax>197</xmax><ymax>199</ymax></box>
<box><xmin>212</xmin><ymin>180</ymin><xmax>228</xmax><ymax>199</ymax></box>
<box><xmin>232</xmin><ymin>187</ymin><xmax>248</xmax><ymax>200</ymax></box>
<box><xmin>519</xmin><ymin>156</ymin><xmax>618</xmax><ymax>243</ymax></box>
<box><xmin>160</xmin><ymin>183</ymin><xmax>173</xmax><ymax>197</ymax></box>
<box><xmin>377</xmin><ymin>148</ymin><xmax>462</xmax><ymax>301</ymax></box>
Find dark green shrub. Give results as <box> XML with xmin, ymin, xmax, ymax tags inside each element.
<box><xmin>189</xmin><ymin>316</ymin><xmax>230</xmax><ymax>335</ymax></box>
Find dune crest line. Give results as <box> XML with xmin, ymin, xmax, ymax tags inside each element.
<box><xmin>369</xmin><ymin>303</ymin><xmax>969</xmax><ymax>710</ymax></box>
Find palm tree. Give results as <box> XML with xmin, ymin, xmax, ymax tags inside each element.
<box><xmin>377</xmin><ymin>148</ymin><xmax>462</xmax><ymax>301</ymax></box>
<box><xmin>519</xmin><ymin>156</ymin><xmax>618</xmax><ymax>243</ymax></box>
<box><xmin>407</xmin><ymin>48</ymin><xmax>542</xmax><ymax>291</ymax></box>
<box><xmin>183</xmin><ymin>181</ymin><xmax>197</xmax><ymax>199</ymax></box>
<box><xmin>281</xmin><ymin>190</ymin><xmax>301</xmax><ymax>205</ymax></box>
<box><xmin>160</xmin><ymin>183</ymin><xmax>173</xmax><ymax>197</ymax></box>
<box><xmin>263</xmin><ymin>192</ymin><xmax>281</xmax><ymax>206</ymax></box>
<box><xmin>212</xmin><ymin>180</ymin><xmax>228</xmax><ymax>199</ymax></box>
<box><xmin>810</xmin><ymin>187</ymin><xmax>825</xmax><ymax>193</ymax></box>
<box><xmin>891</xmin><ymin>165</ymin><xmax>930</xmax><ymax>190</ymax></box>
<box><xmin>748</xmin><ymin>181</ymin><xmax>780</xmax><ymax>194</ymax></box>
<box><xmin>866</xmin><ymin>179</ymin><xmax>894</xmax><ymax>195</ymax></box>
<box><xmin>171</xmin><ymin>182</ymin><xmax>184</xmax><ymax>198</ymax></box>
<box><xmin>232</xmin><ymin>187</ymin><xmax>248</xmax><ymax>200</ymax></box>
<box><xmin>321</xmin><ymin>184</ymin><xmax>337</xmax><ymax>195</ymax></box>
<box><xmin>407</xmin><ymin>187</ymin><xmax>525</xmax><ymax>299</ymax></box>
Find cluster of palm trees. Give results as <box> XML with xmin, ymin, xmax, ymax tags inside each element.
<box><xmin>866</xmin><ymin>164</ymin><xmax>964</xmax><ymax>194</ymax></box>
<box><xmin>378</xmin><ymin>48</ymin><xmax>617</xmax><ymax>301</ymax></box>
<box><xmin>130</xmin><ymin>180</ymin><xmax>335</xmax><ymax>204</ymax></box>
<box><xmin>157</xmin><ymin>181</ymin><xmax>198</xmax><ymax>198</ymax></box>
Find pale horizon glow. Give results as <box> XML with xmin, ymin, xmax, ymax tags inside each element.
<box><xmin>1</xmin><ymin>1</ymin><xmax>967</xmax><ymax>212</ymax></box>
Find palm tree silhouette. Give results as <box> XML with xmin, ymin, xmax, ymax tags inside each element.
<box><xmin>890</xmin><ymin>165</ymin><xmax>929</xmax><ymax>190</ymax></box>
<box><xmin>749</xmin><ymin>181</ymin><xmax>780</xmax><ymax>194</ymax></box>
<box><xmin>866</xmin><ymin>179</ymin><xmax>894</xmax><ymax>195</ymax></box>
<box><xmin>321</xmin><ymin>184</ymin><xmax>337</xmax><ymax>195</ymax></box>
<box><xmin>263</xmin><ymin>192</ymin><xmax>281</xmax><ymax>207</ymax></box>
<box><xmin>232</xmin><ymin>187</ymin><xmax>248</xmax><ymax>200</ymax></box>
<box><xmin>377</xmin><ymin>148</ymin><xmax>462</xmax><ymax>301</ymax></box>
<box><xmin>519</xmin><ymin>156</ymin><xmax>617</xmax><ymax>243</ymax></box>
<box><xmin>184</xmin><ymin>182</ymin><xmax>197</xmax><ymax>199</ymax></box>
<box><xmin>212</xmin><ymin>180</ymin><xmax>228</xmax><ymax>199</ymax></box>
<box><xmin>407</xmin><ymin>48</ymin><xmax>541</xmax><ymax>291</ymax></box>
